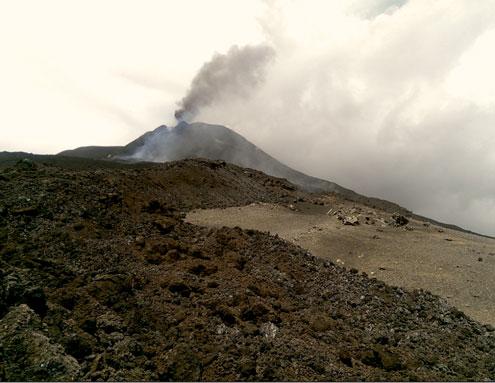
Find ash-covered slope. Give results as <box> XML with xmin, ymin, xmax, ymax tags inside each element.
<box><xmin>59</xmin><ymin>121</ymin><xmax>410</xmax><ymax>215</ymax></box>
<box><xmin>1</xmin><ymin>155</ymin><xmax>495</xmax><ymax>381</ymax></box>
<box><xmin>61</xmin><ymin>122</ymin><xmax>344</xmax><ymax>193</ymax></box>
<box><xmin>132</xmin><ymin>122</ymin><xmax>351</xmax><ymax>193</ymax></box>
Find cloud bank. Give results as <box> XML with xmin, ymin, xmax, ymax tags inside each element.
<box><xmin>194</xmin><ymin>0</ymin><xmax>495</xmax><ymax>235</ymax></box>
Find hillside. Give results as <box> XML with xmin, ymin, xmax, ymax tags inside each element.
<box><xmin>1</xmin><ymin>154</ymin><xmax>494</xmax><ymax>381</ymax></box>
<box><xmin>188</xmin><ymin>197</ymin><xmax>495</xmax><ymax>326</ymax></box>
<box><xmin>59</xmin><ymin>122</ymin><xmax>413</xmax><ymax>216</ymax></box>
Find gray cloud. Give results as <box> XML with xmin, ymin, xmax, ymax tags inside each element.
<box><xmin>197</xmin><ymin>0</ymin><xmax>495</xmax><ymax>235</ymax></box>
<box><xmin>174</xmin><ymin>44</ymin><xmax>275</xmax><ymax>121</ymax></box>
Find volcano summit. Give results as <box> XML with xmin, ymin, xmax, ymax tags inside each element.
<box><xmin>60</xmin><ymin>121</ymin><xmax>345</xmax><ymax>193</ymax></box>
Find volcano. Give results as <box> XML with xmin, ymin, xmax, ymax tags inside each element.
<box><xmin>59</xmin><ymin>121</ymin><xmax>343</xmax><ymax>192</ymax></box>
<box><xmin>3</xmin><ymin>122</ymin><xmax>495</xmax><ymax>381</ymax></box>
<box><xmin>59</xmin><ymin>121</ymin><xmax>411</xmax><ymax>214</ymax></box>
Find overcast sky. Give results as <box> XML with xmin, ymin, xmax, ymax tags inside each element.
<box><xmin>1</xmin><ymin>0</ymin><xmax>495</xmax><ymax>235</ymax></box>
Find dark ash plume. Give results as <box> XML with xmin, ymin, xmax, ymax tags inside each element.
<box><xmin>174</xmin><ymin>44</ymin><xmax>275</xmax><ymax>121</ymax></box>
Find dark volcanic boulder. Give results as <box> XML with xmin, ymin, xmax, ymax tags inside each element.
<box><xmin>0</xmin><ymin>305</ymin><xmax>80</xmax><ymax>381</ymax></box>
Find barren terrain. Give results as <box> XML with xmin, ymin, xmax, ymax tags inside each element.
<box><xmin>1</xmin><ymin>154</ymin><xmax>495</xmax><ymax>381</ymax></box>
<box><xmin>188</xmin><ymin>197</ymin><xmax>495</xmax><ymax>326</ymax></box>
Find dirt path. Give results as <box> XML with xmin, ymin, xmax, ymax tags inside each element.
<box><xmin>187</xmin><ymin>197</ymin><xmax>495</xmax><ymax>326</ymax></box>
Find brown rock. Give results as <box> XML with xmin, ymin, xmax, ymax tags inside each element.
<box><xmin>0</xmin><ymin>305</ymin><xmax>80</xmax><ymax>381</ymax></box>
<box><xmin>310</xmin><ymin>315</ymin><xmax>336</xmax><ymax>332</ymax></box>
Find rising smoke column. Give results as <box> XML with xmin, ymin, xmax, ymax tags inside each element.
<box><xmin>174</xmin><ymin>44</ymin><xmax>275</xmax><ymax>121</ymax></box>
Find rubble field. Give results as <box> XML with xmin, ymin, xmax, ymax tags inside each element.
<box><xmin>0</xmin><ymin>155</ymin><xmax>494</xmax><ymax>381</ymax></box>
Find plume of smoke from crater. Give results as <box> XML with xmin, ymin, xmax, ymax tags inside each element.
<box><xmin>174</xmin><ymin>44</ymin><xmax>275</xmax><ymax>121</ymax></box>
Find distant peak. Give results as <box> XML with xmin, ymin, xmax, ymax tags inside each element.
<box><xmin>175</xmin><ymin>120</ymin><xmax>190</xmax><ymax>130</ymax></box>
<box><xmin>153</xmin><ymin>125</ymin><xmax>168</xmax><ymax>133</ymax></box>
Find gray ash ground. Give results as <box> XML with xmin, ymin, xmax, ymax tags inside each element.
<box><xmin>0</xmin><ymin>155</ymin><xmax>494</xmax><ymax>381</ymax></box>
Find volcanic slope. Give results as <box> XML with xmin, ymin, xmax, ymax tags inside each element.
<box><xmin>59</xmin><ymin>121</ymin><xmax>484</xmax><ymax>236</ymax></box>
<box><xmin>59</xmin><ymin>121</ymin><xmax>414</xmax><ymax>216</ymax></box>
<box><xmin>1</xmin><ymin>155</ymin><xmax>495</xmax><ymax>381</ymax></box>
<box><xmin>187</xmin><ymin>198</ymin><xmax>495</xmax><ymax>326</ymax></box>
